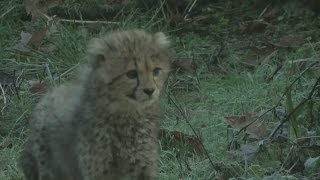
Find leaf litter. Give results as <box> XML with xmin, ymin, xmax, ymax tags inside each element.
<box><xmin>160</xmin><ymin>129</ymin><xmax>205</xmax><ymax>156</ymax></box>
<box><xmin>224</xmin><ymin>113</ymin><xmax>269</xmax><ymax>140</ymax></box>
<box><xmin>11</xmin><ymin>24</ymin><xmax>58</xmax><ymax>53</ymax></box>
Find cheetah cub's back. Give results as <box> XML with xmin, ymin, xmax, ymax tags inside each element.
<box><xmin>20</xmin><ymin>30</ymin><xmax>171</xmax><ymax>180</ymax></box>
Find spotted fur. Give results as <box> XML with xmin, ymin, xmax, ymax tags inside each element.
<box><xmin>20</xmin><ymin>30</ymin><xmax>171</xmax><ymax>180</ymax></box>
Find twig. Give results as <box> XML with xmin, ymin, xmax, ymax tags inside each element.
<box><xmin>0</xmin><ymin>84</ymin><xmax>6</xmax><ymax>105</ymax></box>
<box><xmin>281</xmin><ymin>62</ymin><xmax>318</xmax><ymax>98</ymax></box>
<box><xmin>258</xmin><ymin>4</ymin><xmax>270</xmax><ymax>19</ymax></box>
<box><xmin>269</xmin><ymin>76</ymin><xmax>320</xmax><ymax>138</ymax></box>
<box><xmin>266</xmin><ymin>63</ymin><xmax>282</xmax><ymax>82</ymax></box>
<box><xmin>144</xmin><ymin>0</ymin><xmax>165</xmax><ymax>28</ymax></box>
<box><xmin>184</xmin><ymin>0</ymin><xmax>198</xmax><ymax>19</ymax></box>
<box><xmin>296</xmin><ymin>136</ymin><xmax>320</xmax><ymax>140</ymax></box>
<box><xmin>59</xmin><ymin>18</ymin><xmax>120</xmax><ymax>25</ymax></box>
<box><xmin>42</xmin><ymin>13</ymin><xmax>120</xmax><ymax>25</ymax></box>
<box><xmin>0</xmin><ymin>83</ymin><xmax>7</xmax><ymax>113</ymax></box>
<box><xmin>238</xmin><ymin>62</ymin><xmax>319</xmax><ymax>135</ymax></box>
<box><xmin>167</xmin><ymin>92</ymin><xmax>218</xmax><ymax>172</ymax></box>
<box><xmin>12</xmin><ymin>70</ymin><xmax>20</xmax><ymax>99</ymax></box>
<box><xmin>279</xmin><ymin>145</ymin><xmax>294</xmax><ymax>171</ymax></box>
<box><xmin>0</xmin><ymin>6</ymin><xmax>14</xmax><ymax>19</ymax></box>
<box><xmin>237</xmin><ymin>105</ymin><xmax>279</xmax><ymax>135</ymax></box>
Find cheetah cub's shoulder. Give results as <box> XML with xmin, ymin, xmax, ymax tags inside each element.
<box><xmin>20</xmin><ymin>30</ymin><xmax>171</xmax><ymax>180</ymax></box>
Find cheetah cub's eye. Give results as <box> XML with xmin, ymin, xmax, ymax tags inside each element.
<box><xmin>153</xmin><ymin>68</ymin><xmax>161</xmax><ymax>77</ymax></box>
<box><xmin>126</xmin><ymin>70</ymin><xmax>138</xmax><ymax>79</ymax></box>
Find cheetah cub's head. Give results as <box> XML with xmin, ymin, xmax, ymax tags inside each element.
<box><xmin>87</xmin><ymin>30</ymin><xmax>170</xmax><ymax>106</ymax></box>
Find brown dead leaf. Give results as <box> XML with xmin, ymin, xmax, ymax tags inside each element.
<box><xmin>239</xmin><ymin>21</ymin><xmax>268</xmax><ymax>34</ymax></box>
<box><xmin>24</xmin><ymin>0</ymin><xmax>37</xmax><ymax>15</ymax></box>
<box><xmin>28</xmin><ymin>28</ymin><xmax>48</xmax><ymax>48</ymax></box>
<box><xmin>250</xmin><ymin>45</ymin><xmax>276</xmax><ymax>57</ymax></box>
<box><xmin>160</xmin><ymin>129</ymin><xmax>204</xmax><ymax>155</ymax></box>
<box><xmin>163</xmin><ymin>0</ymin><xmax>188</xmax><ymax>25</ymax></box>
<box><xmin>241</xmin><ymin>45</ymin><xmax>277</xmax><ymax>68</ymax></box>
<box><xmin>172</xmin><ymin>58</ymin><xmax>194</xmax><ymax>71</ymax></box>
<box><xmin>12</xmin><ymin>28</ymin><xmax>48</xmax><ymax>52</ymax></box>
<box><xmin>28</xmin><ymin>80</ymin><xmax>48</xmax><ymax>95</ymax></box>
<box><xmin>29</xmin><ymin>81</ymin><xmax>48</xmax><ymax>95</ymax></box>
<box><xmin>263</xmin><ymin>7</ymin><xmax>280</xmax><ymax>23</ymax></box>
<box><xmin>278</xmin><ymin>34</ymin><xmax>307</xmax><ymax>48</ymax></box>
<box><xmin>225</xmin><ymin>113</ymin><xmax>253</xmax><ymax>129</ymax></box>
<box><xmin>24</xmin><ymin>0</ymin><xmax>60</xmax><ymax>16</ymax></box>
<box><xmin>224</xmin><ymin>113</ymin><xmax>269</xmax><ymax>139</ymax></box>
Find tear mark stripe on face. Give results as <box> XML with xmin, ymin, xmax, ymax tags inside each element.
<box><xmin>130</xmin><ymin>59</ymin><xmax>140</xmax><ymax>99</ymax></box>
<box><xmin>107</xmin><ymin>73</ymin><xmax>126</xmax><ymax>86</ymax></box>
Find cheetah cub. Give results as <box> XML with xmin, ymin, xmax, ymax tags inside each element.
<box><xmin>20</xmin><ymin>30</ymin><xmax>171</xmax><ymax>180</ymax></box>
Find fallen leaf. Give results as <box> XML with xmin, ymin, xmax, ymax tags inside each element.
<box><xmin>24</xmin><ymin>0</ymin><xmax>60</xmax><ymax>17</ymax></box>
<box><xmin>24</xmin><ymin>0</ymin><xmax>37</xmax><ymax>15</ymax></box>
<box><xmin>250</xmin><ymin>45</ymin><xmax>276</xmax><ymax>57</ymax></box>
<box><xmin>172</xmin><ymin>58</ymin><xmax>194</xmax><ymax>71</ymax></box>
<box><xmin>263</xmin><ymin>7</ymin><xmax>280</xmax><ymax>23</ymax></box>
<box><xmin>160</xmin><ymin>129</ymin><xmax>204</xmax><ymax>155</ymax></box>
<box><xmin>225</xmin><ymin>113</ymin><xmax>253</xmax><ymax>129</ymax></box>
<box><xmin>163</xmin><ymin>0</ymin><xmax>188</xmax><ymax>25</ymax></box>
<box><xmin>20</xmin><ymin>31</ymin><xmax>33</xmax><ymax>44</ymax></box>
<box><xmin>11</xmin><ymin>32</ymin><xmax>32</xmax><ymax>52</ymax></box>
<box><xmin>12</xmin><ymin>28</ymin><xmax>49</xmax><ymax>52</ymax></box>
<box><xmin>29</xmin><ymin>83</ymin><xmax>48</xmax><ymax>95</ymax></box>
<box><xmin>28</xmin><ymin>28</ymin><xmax>48</xmax><ymax>48</ymax></box>
<box><xmin>212</xmin><ymin>162</ymin><xmax>243</xmax><ymax>179</ymax></box>
<box><xmin>278</xmin><ymin>34</ymin><xmax>307</xmax><ymax>48</ymax></box>
<box><xmin>224</xmin><ymin>113</ymin><xmax>269</xmax><ymax>139</ymax></box>
<box><xmin>239</xmin><ymin>21</ymin><xmax>268</xmax><ymax>34</ymax></box>
<box><xmin>263</xmin><ymin>35</ymin><xmax>308</xmax><ymax>49</ymax></box>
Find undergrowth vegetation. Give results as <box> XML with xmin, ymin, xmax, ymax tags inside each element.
<box><xmin>1</xmin><ymin>0</ymin><xmax>320</xmax><ymax>179</ymax></box>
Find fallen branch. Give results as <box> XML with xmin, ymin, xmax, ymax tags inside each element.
<box><xmin>167</xmin><ymin>92</ymin><xmax>218</xmax><ymax>172</ymax></box>
<box><xmin>269</xmin><ymin>76</ymin><xmax>320</xmax><ymax>138</ymax></box>
<box><xmin>43</xmin><ymin>14</ymin><xmax>120</xmax><ymax>25</ymax></box>
<box><xmin>238</xmin><ymin>61</ymin><xmax>319</xmax><ymax>135</ymax></box>
<box><xmin>59</xmin><ymin>18</ymin><xmax>120</xmax><ymax>25</ymax></box>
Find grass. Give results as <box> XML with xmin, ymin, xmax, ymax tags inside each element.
<box><xmin>1</xmin><ymin>0</ymin><xmax>320</xmax><ymax>179</ymax></box>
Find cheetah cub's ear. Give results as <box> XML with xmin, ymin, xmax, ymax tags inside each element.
<box><xmin>87</xmin><ymin>38</ymin><xmax>106</xmax><ymax>68</ymax></box>
<box><xmin>154</xmin><ymin>32</ymin><xmax>170</xmax><ymax>48</ymax></box>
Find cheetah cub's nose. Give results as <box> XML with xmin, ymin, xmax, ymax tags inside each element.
<box><xmin>143</xmin><ymin>88</ymin><xmax>155</xmax><ymax>96</ymax></box>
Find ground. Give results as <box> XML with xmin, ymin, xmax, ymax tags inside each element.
<box><xmin>1</xmin><ymin>0</ymin><xmax>320</xmax><ymax>179</ymax></box>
